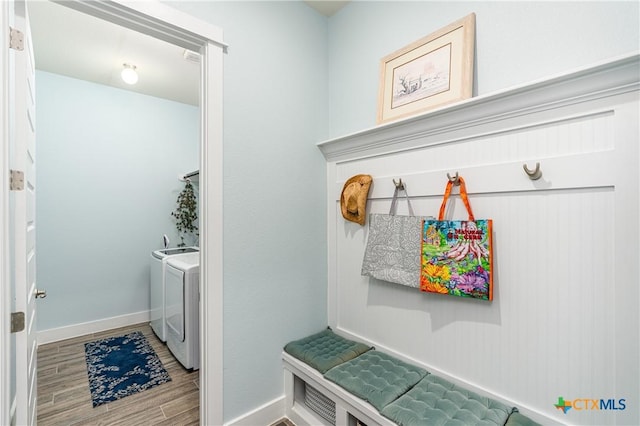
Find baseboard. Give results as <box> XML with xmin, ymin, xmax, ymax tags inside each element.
<box><xmin>224</xmin><ymin>396</ymin><xmax>286</xmax><ymax>426</ymax></box>
<box><xmin>37</xmin><ymin>310</ymin><xmax>150</xmax><ymax>345</ymax></box>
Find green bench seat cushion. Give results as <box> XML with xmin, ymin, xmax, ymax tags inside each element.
<box><xmin>381</xmin><ymin>374</ymin><xmax>515</xmax><ymax>426</ymax></box>
<box><xmin>284</xmin><ymin>329</ymin><xmax>371</xmax><ymax>374</ymax></box>
<box><xmin>323</xmin><ymin>350</ymin><xmax>428</xmax><ymax>412</ymax></box>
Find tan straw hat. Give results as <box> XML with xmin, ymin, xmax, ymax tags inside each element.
<box><xmin>340</xmin><ymin>174</ymin><xmax>372</xmax><ymax>225</ymax></box>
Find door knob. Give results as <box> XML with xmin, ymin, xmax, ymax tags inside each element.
<box><xmin>35</xmin><ymin>289</ymin><xmax>47</xmax><ymax>299</ymax></box>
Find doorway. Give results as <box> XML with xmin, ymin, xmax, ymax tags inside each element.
<box><xmin>2</xmin><ymin>1</ymin><xmax>224</xmax><ymax>424</ymax></box>
<box><xmin>30</xmin><ymin>1</ymin><xmax>201</xmax><ymax>342</ymax></box>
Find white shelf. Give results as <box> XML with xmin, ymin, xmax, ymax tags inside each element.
<box><xmin>317</xmin><ymin>52</ymin><xmax>639</xmax><ymax>163</ymax></box>
<box><xmin>181</xmin><ymin>170</ymin><xmax>199</xmax><ymax>182</ymax></box>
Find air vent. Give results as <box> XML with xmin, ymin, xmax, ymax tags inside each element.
<box><xmin>304</xmin><ymin>383</ymin><xmax>336</xmax><ymax>425</ymax></box>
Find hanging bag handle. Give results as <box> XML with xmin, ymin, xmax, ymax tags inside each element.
<box><xmin>389</xmin><ymin>186</ymin><xmax>415</xmax><ymax>216</ymax></box>
<box><xmin>438</xmin><ymin>176</ymin><xmax>475</xmax><ymax>221</ymax></box>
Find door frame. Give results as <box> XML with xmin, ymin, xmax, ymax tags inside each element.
<box><xmin>0</xmin><ymin>1</ymin><xmax>225</xmax><ymax>424</ymax></box>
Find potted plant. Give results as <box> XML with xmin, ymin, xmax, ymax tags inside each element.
<box><xmin>171</xmin><ymin>180</ymin><xmax>198</xmax><ymax>247</ymax></box>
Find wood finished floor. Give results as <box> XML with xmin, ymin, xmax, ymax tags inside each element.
<box><xmin>37</xmin><ymin>323</ymin><xmax>200</xmax><ymax>425</ymax></box>
<box><xmin>37</xmin><ymin>322</ymin><xmax>295</xmax><ymax>426</ymax></box>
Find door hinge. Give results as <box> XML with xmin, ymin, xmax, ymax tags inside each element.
<box><xmin>9</xmin><ymin>27</ymin><xmax>24</xmax><ymax>51</ymax></box>
<box><xmin>11</xmin><ymin>312</ymin><xmax>25</xmax><ymax>333</ymax></box>
<box><xmin>9</xmin><ymin>169</ymin><xmax>24</xmax><ymax>191</ymax></box>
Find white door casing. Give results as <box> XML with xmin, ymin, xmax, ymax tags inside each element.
<box><xmin>1</xmin><ymin>1</ymin><xmax>225</xmax><ymax>425</ymax></box>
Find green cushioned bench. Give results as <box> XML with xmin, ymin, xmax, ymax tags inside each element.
<box><xmin>381</xmin><ymin>373</ymin><xmax>515</xmax><ymax>426</ymax></box>
<box><xmin>283</xmin><ymin>328</ymin><xmax>372</xmax><ymax>374</ymax></box>
<box><xmin>324</xmin><ymin>350</ymin><xmax>428</xmax><ymax>412</ymax></box>
<box><xmin>283</xmin><ymin>330</ymin><xmax>541</xmax><ymax>426</ymax></box>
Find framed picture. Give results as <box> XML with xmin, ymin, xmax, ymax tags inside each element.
<box><xmin>377</xmin><ymin>13</ymin><xmax>476</xmax><ymax>124</ymax></box>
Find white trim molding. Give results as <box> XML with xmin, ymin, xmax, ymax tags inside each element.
<box><xmin>37</xmin><ymin>311</ymin><xmax>150</xmax><ymax>345</ymax></box>
<box><xmin>51</xmin><ymin>0</ymin><xmax>227</xmax><ymax>52</ymax></box>
<box><xmin>318</xmin><ymin>53</ymin><xmax>640</xmax><ymax>162</ymax></box>
<box><xmin>224</xmin><ymin>396</ymin><xmax>286</xmax><ymax>426</ymax></box>
<box><xmin>200</xmin><ymin>39</ymin><xmax>225</xmax><ymax>426</ymax></box>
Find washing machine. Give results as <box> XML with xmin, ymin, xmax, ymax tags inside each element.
<box><xmin>165</xmin><ymin>252</ymin><xmax>200</xmax><ymax>370</ymax></box>
<box><xmin>150</xmin><ymin>246</ymin><xmax>199</xmax><ymax>342</ymax></box>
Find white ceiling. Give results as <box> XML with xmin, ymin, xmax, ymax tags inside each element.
<box><xmin>304</xmin><ymin>1</ymin><xmax>350</xmax><ymax>17</ymax></box>
<box><xmin>27</xmin><ymin>1</ymin><xmax>348</xmax><ymax>107</ymax></box>
<box><xmin>28</xmin><ymin>0</ymin><xmax>201</xmax><ymax>106</ymax></box>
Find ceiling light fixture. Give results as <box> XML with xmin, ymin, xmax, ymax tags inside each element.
<box><xmin>121</xmin><ymin>63</ymin><xmax>138</xmax><ymax>85</ymax></box>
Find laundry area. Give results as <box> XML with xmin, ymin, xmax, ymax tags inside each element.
<box><xmin>7</xmin><ymin>1</ymin><xmax>207</xmax><ymax>423</ymax></box>
<box><xmin>32</xmin><ymin>64</ymin><xmax>202</xmax><ymax>421</ymax></box>
<box><xmin>30</xmin><ymin>0</ymin><xmax>202</xmax><ymax>349</ymax></box>
<box><xmin>33</xmin><ymin>66</ymin><xmax>201</xmax><ymax>345</ymax></box>
<box><xmin>31</xmin><ymin>9</ymin><xmax>202</xmax><ymax>416</ymax></box>
<box><xmin>150</xmin><ymin>244</ymin><xmax>200</xmax><ymax>370</ymax></box>
<box><xmin>150</xmin><ymin>173</ymin><xmax>201</xmax><ymax>371</ymax></box>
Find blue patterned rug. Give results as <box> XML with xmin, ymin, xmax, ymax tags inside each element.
<box><xmin>84</xmin><ymin>331</ymin><xmax>171</xmax><ymax>407</ymax></box>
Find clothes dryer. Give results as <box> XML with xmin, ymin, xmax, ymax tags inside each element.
<box><xmin>150</xmin><ymin>247</ymin><xmax>198</xmax><ymax>342</ymax></box>
<box><xmin>165</xmin><ymin>252</ymin><xmax>200</xmax><ymax>370</ymax></box>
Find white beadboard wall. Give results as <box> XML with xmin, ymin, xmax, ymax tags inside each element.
<box><xmin>319</xmin><ymin>54</ymin><xmax>639</xmax><ymax>425</ymax></box>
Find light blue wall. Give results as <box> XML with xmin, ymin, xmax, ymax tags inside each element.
<box><xmin>328</xmin><ymin>1</ymin><xmax>640</xmax><ymax>137</ymax></box>
<box><xmin>165</xmin><ymin>1</ymin><xmax>329</xmax><ymax>422</ymax></box>
<box><xmin>33</xmin><ymin>1</ymin><xmax>639</xmax><ymax>423</ymax></box>
<box><xmin>161</xmin><ymin>0</ymin><xmax>640</xmax><ymax>422</ymax></box>
<box><xmin>35</xmin><ymin>71</ymin><xmax>199</xmax><ymax>330</ymax></box>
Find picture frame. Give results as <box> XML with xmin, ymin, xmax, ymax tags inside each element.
<box><xmin>377</xmin><ymin>13</ymin><xmax>476</xmax><ymax>124</ymax></box>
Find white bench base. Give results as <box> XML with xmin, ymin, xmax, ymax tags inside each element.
<box><xmin>283</xmin><ymin>352</ymin><xmax>397</xmax><ymax>426</ymax></box>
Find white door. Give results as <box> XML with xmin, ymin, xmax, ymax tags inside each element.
<box><xmin>9</xmin><ymin>0</ymin><xmax>39</xmax><ymax>424</ymax></box>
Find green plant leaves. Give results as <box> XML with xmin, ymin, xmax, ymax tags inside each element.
<box><xmin>171</xmin><ymin>180</ymin><xmax>198</xmax><ymax>247</ymax></box>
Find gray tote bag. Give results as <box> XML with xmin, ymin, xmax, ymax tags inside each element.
<box><xmin>361</xmin><ymin>187</ymin><xmax>433</xmax><ymax>288</ymax></box>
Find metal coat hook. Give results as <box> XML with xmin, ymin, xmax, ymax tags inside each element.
<box><xmin>523</xmin><ymin>162</ymin><xmax>542</xmax><ymax>180</ymax></box>
<box><xmin>393</xmin><ymin>178</ymin><xmax>405</xmax><ymax>190</ymax></box>
<box><xmin>447</xmin><ymin>172</ymin><xmax>460</xmax><ymax>185</ymax></box>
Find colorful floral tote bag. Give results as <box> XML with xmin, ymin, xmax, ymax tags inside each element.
<box><xmin>420</xmin><ymin>177</ymin><xmax>493</xmax><ymax>300</ymax></box>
